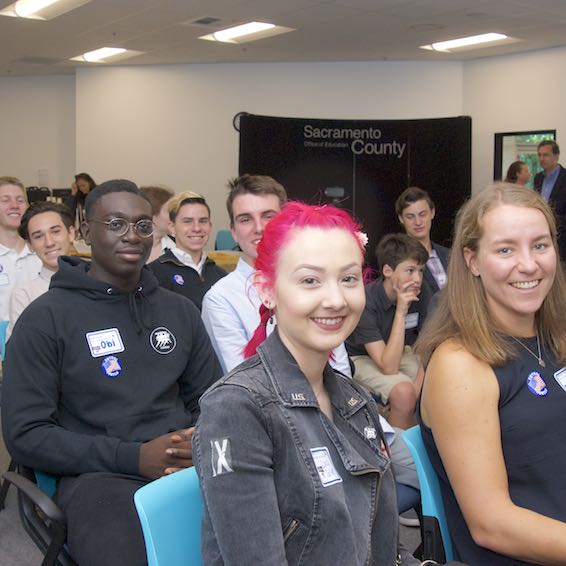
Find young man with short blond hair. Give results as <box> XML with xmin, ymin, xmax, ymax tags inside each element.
<box><xmin>0</xmin><ymin>176</ymin><xmax>41</xmax><ymax>325</ymax></box>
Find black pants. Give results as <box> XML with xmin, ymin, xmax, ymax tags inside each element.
<box><xmin>57</xmin><ymin>472</ymin><xmax>149</xmax><ymax>566</ymax></box>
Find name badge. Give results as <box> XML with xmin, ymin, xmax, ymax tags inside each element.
<box><xmin>405</xmin><ymin>312</ymin><xmax>419</xmax><ymax>329</ymax></box>
<box><xmin>554</xmin><ymin>367</ymin><xmax>566</xmax><ymax>392</ymax></box>
<box><xmin>86</xmin><ymin>328</ymin><xmax>125</xmax><ymax>358</ymax></box>
<box><xmin>310</xmin><ymin>447</ymin><xmax>342</xmax><ymax>487</ymax></box>
<box><xmin>0</xmin><ymin>273</ymin><xmax>10</xmax><ymax>286</ymax></box>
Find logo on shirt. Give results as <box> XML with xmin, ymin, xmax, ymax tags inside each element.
<box><xmin>101</xmin><ymin>355</ymin><xmax>122</xmax><ymax>378</ymax></box>
<box><xmin>211</xmin><ymin>439</ymin><xmax>233</xmax><ymax>477</ymax></box>
<box><xmin>527</xmin><ymin>371</ymin><xmax>548</xmax><ymax>396</ymax></box>
<box><xmin>172</xmin><ymin>274</ymin><xmax>185</xmax><ymax>286</ymax></box>
<box><xmin>150</xmin><ymin>326</ymin><xmax>176</xmax><ymax>354</ymax></box>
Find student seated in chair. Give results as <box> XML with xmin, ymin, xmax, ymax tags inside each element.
<box><xmin>0</xmin><ymin>176</ymin><xmax>41</xmax><ymax>327</ymax></box>
<box><xmin>417</xmin><ymin>184</ymin><xmax>566</xmax><ymax>565</ymax></box>
<box><xmin>195</xmin><ymin>201</ymin><xmax>422</xmax><ymax>565</ymax></box>
<box><xmin>149</xmin><ymin>191</ymin><xmax>226</xmax><ymax>311</ymax></box>
<box><xmin>396</xmin><ymin>187</ymin><xmax>449</xmax><ymax>295</ymax></box>
<box><xmin>2</xmin><ymin>179</ymin><xmax>222</xmax><ymax>566</ymax></box>
<box><xmin>7</xmin><ymin>201</ymin><xmax>75</xmax><ymax>339</ymax></box>
<box><xmin>346</xmin><ymin>233</ymin><xmax>429</xmax><ymax>428</ymax></box>
<box><xmin>139</xmin><ymin>184</ymin><xmax>175</xmax><ymax>263</ymax></box>
<box><xmin>201</xmin><ymin>174</ymin><xmax>352</xmax><ymax>377</ymax></box>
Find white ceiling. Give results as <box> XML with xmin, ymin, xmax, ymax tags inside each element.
<box><xmin>2</xmin><ymin>0</ymin><xmax>566</xmax><ymax>76</ymax></box>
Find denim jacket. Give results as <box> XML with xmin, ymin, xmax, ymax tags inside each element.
<box><xmin>194</xmin><ymin>331</ymin><xmax>419</xmax><ymax>565</ymax></box>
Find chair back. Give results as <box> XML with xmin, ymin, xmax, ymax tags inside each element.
<box><xmin>26</xmin><ymin>186</ymin><xmax>51</xmax><ymax>203</ymax></box>
<box><xmin>134</xmin><ymin>466</ymin><xmax>203</xmax><ymax>566</ymax></box>
<box><xmin>0</xmin><ymin>319</ymin><xmax>8</xmax><ymax>360</ymax></box>
<box><xmin>214</xmin><ymin>229</ymin><xmax>238</xmax><ymax>251</ymax></box>
<box><xmin>35</xmin><ymin>470</ymin><xmax>58</xmax><ymax>498</ymax></box>
<box><xmin>403</xmin><ymin>425</ymin><xmax>454</xmax><ymax>561</ymax></box>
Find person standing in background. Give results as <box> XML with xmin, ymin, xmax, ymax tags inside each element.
<box><xmin>534</xmin><ymin>140</ymin><xmax>566</xmax><ymax>264</ymax></box>
<box><xmin>504</xmin><ymin>160</ymin><xmax>531</xmax><ymax>186</ymax></box>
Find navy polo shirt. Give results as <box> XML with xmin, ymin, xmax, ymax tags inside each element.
<box><xmin>346</xmin><ymin>278</ymin><xmax>427</xmax><ymax>357</ymax></box>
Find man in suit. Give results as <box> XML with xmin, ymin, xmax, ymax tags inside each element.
<box><xmin>534</xmin><ymin>140</ymin><xmax>566</xmax><ymax>264</ymax></box>
<box><xmin>395</xmin><ymin>186</ymin><xmax>449</xmax><ymax>294</ymax></box>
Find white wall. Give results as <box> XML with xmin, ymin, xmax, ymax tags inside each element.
<box><xmin>0</xmin><ymin>75</ymin><xmax>75</xmax><ymax>188</ymax></box>
<box><xmin>76</xmin><ymin>61</ymin><xmax>463</xmax><ymax>228</ymax></box>
<box><xmin>464</xmin><ymin>46</ymin><xmax>566</xmax><ymax>192</ymax></box>
<box><xmin>7</xmin><ymin>49</ymin><xmax>566</xmax><ymax>229</ymax></box>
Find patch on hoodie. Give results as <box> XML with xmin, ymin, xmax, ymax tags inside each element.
<box><xmin>101</xmin><ymin>355</ymin><xmax>122</xmax><ymax>378</ymax></box>
<box><xmin>150</xmin><ymin>326</ymin><xmax>177</xmax><ymax>354</ymax></box>
<box><xmin>172</xmin><ymin>274</ymin><xmax>185</xmax><ymax>286</ymax></box>
<box><xmin>86</xmin><ymin>328</ymin><xmax>125</xmax><ymax>358</ymax></box>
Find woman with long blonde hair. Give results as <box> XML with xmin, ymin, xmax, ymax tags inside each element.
<box><xmin>417</xmin><ymin>183</ymin><xmax>566</xmax><ymax>565</ymax></box>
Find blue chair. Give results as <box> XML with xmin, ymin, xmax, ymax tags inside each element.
<box><xmin>214</xmin><ymin>229</ymin><xmax>238</xmax><ymax>251</ymax></box>
<box><xmin>403</xmin><ymin>425</ymin><xmax>454</xmax><ymax>562</ymax></box>
<box><xmin>0</xmin><ymin>319</ymin><xmax>9</xmax><ymax>360</ymax></box>
<box><xmin>134</xmin><ymin>466</ymin><xmax>203</xmax><ymax>566</ymax></box>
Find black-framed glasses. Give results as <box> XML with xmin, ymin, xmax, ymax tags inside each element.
<box><xmin>90</xmin><ymin>217</ymin><xmax>154</xmax><ymax>238</ymax></box>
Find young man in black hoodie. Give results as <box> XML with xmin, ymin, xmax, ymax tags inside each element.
<box><xmin>2</xmin><ymin>179</ymin><xmax>222</xmax><ymax>566</ymax></box>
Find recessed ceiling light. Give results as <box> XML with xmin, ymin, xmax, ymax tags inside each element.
<box><xmin>420</xmin><ymin>32</ymin><xmax>509</xmax><ymax>52</ymax></box>
<box><xmin>0</xmin><ymin>0</ymin><xmax>90</xmax><ymax>20</ymax></box>
<box><xmin>199</xmin><ymin>21</ymin><xmax>294</xmax><ymax>44</ymax></box>
<box><xmin>70</xmin><ymin>47</ymin><xmax>143</xmax><ymax>63</ymax></box>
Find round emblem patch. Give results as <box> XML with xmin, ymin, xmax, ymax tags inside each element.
<box><xmin>101</xmin><ymin>355</ymin><xmax>122</xmax><ymax>378</ymax></box>
<box><xmin>527</xmin><ymin>371</ymin><xmax>548</xmax><ymax>396</ymax></box>
<box><xmin>172</xmin><ymin>274</ymin><xmax>185</xmax><ymax>286</ymax></box>
<box><xmin>150</xmin><ymin>326</ymin><xmax>177</xmax><ymax>354</ymax></box>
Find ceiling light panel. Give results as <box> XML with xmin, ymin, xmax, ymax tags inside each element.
<box><xmin>199</xmin><ymin>21</ymin><xmax>294</xmax><ymax>44</ymax></box>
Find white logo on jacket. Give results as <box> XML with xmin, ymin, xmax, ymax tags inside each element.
<box><xmin>149</xmin><ymin>327</ymin><xmax>176</xmax><ymax>354</ymax></box>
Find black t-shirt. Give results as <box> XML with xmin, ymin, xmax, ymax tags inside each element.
<box><xmin>346</xmin><ymin>279</ymin><xmax>427</xmax><ymax>357</ymax></box>
<box><xmin>420</xmin><ymin>338</ymin><xmax>566</xmax><ymax>565</ymax></box>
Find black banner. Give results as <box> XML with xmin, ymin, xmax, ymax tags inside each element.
<box><xmin>239</xmin><ymin>114</ymin><xmax>471</xmax><ymax>267</ymax></box>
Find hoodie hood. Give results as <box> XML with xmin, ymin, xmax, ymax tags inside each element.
<box><xmin>52</xmin><ymin>256</ymin><xmax>159</xmax><ymax>332</ymax></box>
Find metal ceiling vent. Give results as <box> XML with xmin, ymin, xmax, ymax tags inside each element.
<box><xmin>183</xmin><ymin>16</ymin><xmax>223</xmax><ymax>28</ymax></box>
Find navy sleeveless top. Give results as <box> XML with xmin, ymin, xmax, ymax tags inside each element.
<box><xmin>419</xmin><ymin>338</ymin><xmax>566</xmax><ymax>565</ymax></box>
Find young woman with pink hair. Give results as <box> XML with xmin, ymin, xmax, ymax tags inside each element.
<box><xmin>193</xmin><ymin>201</ymin><xmax>449</xmax><ymax>565</ymax></box>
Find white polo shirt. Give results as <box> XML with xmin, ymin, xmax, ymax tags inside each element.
<box><xmin>0</xmin><ymin>243</ymin><xmax>41</xmax><ymax>321</ymax></box>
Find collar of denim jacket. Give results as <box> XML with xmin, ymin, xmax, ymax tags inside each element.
<box><xmin>257</xmin><ymin>330</ymin><xmax>367</xmax><ymax>417</ymax></box>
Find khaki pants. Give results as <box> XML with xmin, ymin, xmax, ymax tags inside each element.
<box><xmin>352</xmin><ymin>347</ymin><xmax>419</xmax><ymax>403</ymax></box>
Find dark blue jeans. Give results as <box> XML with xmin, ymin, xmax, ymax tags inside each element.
<box><xmin>397</xmin><ymin>482</ymin><xmax>420</xmax><ymax>514</ymax></box>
